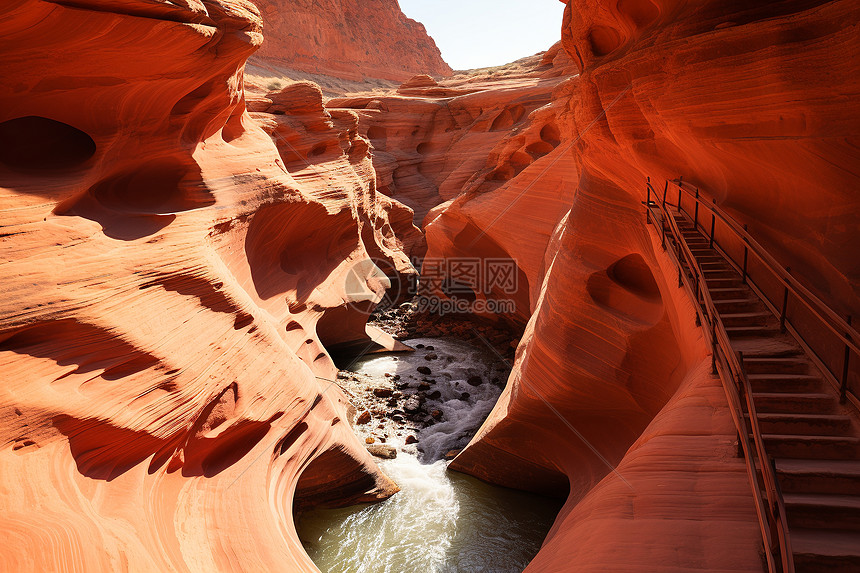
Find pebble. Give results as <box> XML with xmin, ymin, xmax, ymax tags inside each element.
<box><xmin>356</xmin><ymin>411</ymin><xmax>371</xmax><ymax>425</ymax></box>
<box><xmin>367</xmin><ymin>444</ymin><xmax>397</xmax><ymax>459</ymax></box>
<box><xmin>467</xmin><ymin>375</ymin><xmax>483</xmax><ymax>386</ymax></box>
<box><xmin>425</xmin><ymin>353</ymin><xmax>438</xmax><ymax>360</ymax></box>
<box><xmin>373</xmin><ymin>388</ymin><xmax>394</xmax><ymax>398</ymax></box>
<box><xmin>366</xmin><ymin>437</ymin><xmax>375</xmax><ymax>444</ymax></box>
<box><xmin>416</xmin><ymin>366</ymin><xmax>431</xmax><ymax>375</ymax></box>
<box><xmin>403</xmin><ymin>396</ymin><xmax>421</xmax><ymax>413</ymax></box>
<box><xmin>405</xmin><ymin>435</ymin><xmax>418</xmax><ymax>445</ymax></box>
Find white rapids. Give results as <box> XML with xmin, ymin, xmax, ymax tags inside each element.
<box><xmin>296</xmin><ymin>337</ymin><xmax>562</xmax><ymax>573</ymax></box>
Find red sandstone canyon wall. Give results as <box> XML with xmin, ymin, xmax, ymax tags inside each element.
<box><xmin>0</xmin><ymin>1</ymin><xmax>419</xmax><ymax>570</ymax></box>
<box><xmin>2</xmin><ymin>0</ymin><xmax>858</xmax><ymax>571</ymax></box>
<box><xmin>251</xmin><ymin>0</ymin><xmax>452</xmax><ymax>82</ymax></box>
<box><xmin>433</xmin><ymin>0</ymin><xmax>859</xmax><ymax>571</ymax></box>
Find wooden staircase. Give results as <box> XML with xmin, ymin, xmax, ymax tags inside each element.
<box><xmin>671</xmin><ymin>210</ymin><xmax>860</xmax><ymax>572</ymax></box>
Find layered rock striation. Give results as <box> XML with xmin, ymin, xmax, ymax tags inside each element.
<box><xmin>425</xmin><ymin>0</ymin><xmax>859</xmax><ymax>571</ymax></box>
<box><xmin>2</xmin><ymin>0</ymin><xmax>858</xmax><ymax>571</ymax></box>
<box><xmin>251</xmin><ymin>0</ymin><xmax>452</xmax><ymax>82</ymax></box>
<box><xmin>0</xmin><ymin>1</ymin><xmax>420</xmax><ymax>571</ymax></box>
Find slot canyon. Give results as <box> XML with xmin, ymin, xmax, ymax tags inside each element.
<box><xmin>1</xmin><ymin>0</ymin><xmax>858</xmax><ymax>572</ymax></box>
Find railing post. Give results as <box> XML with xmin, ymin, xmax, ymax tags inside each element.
<box><xmin>661</xmin><ymin>216</ymin><xmax>667</xmax><ymax>250</ymax></box>
<box><xmin>662</xmin><ymin>181</ymin><xmax>668</xmax><ymax>207</ymax></box>
<box><xmin>695</xmin><ymin>275</ymin><xmax>701</xmax><ymax>326</ymax></box>
<box><xmin>742</xmin><ymin>227</ymin><xmax>749</xmax><ymax>284</ymax></box>
<box><xmin>711</xmin><ymin>320</ymin><xmax>717</xmax><ymax>374</ymax></box>
<box><xmin>677</xmin><ymin>176</ymin><xmax>683</xmax><ymax>213</ymax></box>
<box><xmin>841</xmin><ymin>315</ymin><xmax>853</xmax><ymax>404</ymax></box>
<box><xmin>737</xmin><ymin>350</ymin><xmax>745</xmax><ymax>394</ymax></box>
<box><xmin>646</xmin><ymin>178</ymin><xmax>651</xmax><ymax>225</ymax></box>
<box><xmin>709</xmin><ymin>199</ymin><xmax>716</xmax><ymax>249</ymax></box>
<box><xmin>780</xmin><ymin>268</ymin><xmax>791</xmax><ymax>332</ymax></box>
<box><xmin>695</xmin><ymin>272</ymin><xmax>700</xmax><ymax>302</ymax></box>
<box><xmin>694</xmin><ymin>188</ymin><xmax>700</xmax><ymax>228</ymax></box>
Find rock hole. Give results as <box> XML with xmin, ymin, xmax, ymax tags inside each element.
<box><xmin>233</xmin><ymin>313</ymin><xmax>254</xmax><ymax>330</ymax></box>
<box><xmin>589</xmin><ymin>25</ymin><xmax>623</xmax><ymax>57</ymax></box>
<box><xmin>617</xmin><ymin>0</ymin><xmax>659</xmax><ymax>28</ymax></box>
<box><xmin>309</xmin><ymin>142</ymin><xmax>328</xmax><ymax>157</ymax></box>
<box><xmin>486</xmin><ymin>165</ymin><xmax>515</xmax><ymax>181</ymax></box>
<box><xmin>88</xmin><ymin>159</ymin><xmax>208</xmax><ymax>214</ymax></box>
<box><xmin>509</xmin><ymin>151</ymin><xmax>532</xmax><ymax>172</ymax></box>
<box><xmin>540</xmin><ymin>123</ymin><xmax>561</xmax><ymax>147</ymax></box>
<box><xmin>0</xmin><ymin>116</ymin><xmax>95</xmax><ymax>172</ymax></box>
<box><xmin>170</xmin><ymin>83</ymin><xmax>214</xmax><ymax>117</ymax></box>
<box><xmin>525</xmin><ymin>141</ymin><xmax>555</xmax><ymax>157</ymax></box>
<box><xmin>489</xmin><ymin>104</ymin><xmax>526</xmax><ymax>131</ymax></box>
<box><xmin>608</xmin><ymin>253</ymin><xmax>660</xmax><ymax>299</ymax></box>
<box><xmin>366</xmin><ymin>126</ymin><xmax>387</xmax><ymax>149</ymax></box>
<box><xmin>277</xmin><ymin>422</ymin><xmax>309</xmax><ymax>455</ymax></box>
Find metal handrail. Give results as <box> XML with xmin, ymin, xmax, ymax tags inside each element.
<box><xmin>645</xmin><ymin>179</ymin><xmax>795</xmax><ymax>573</ymax></box>
<box><xmin>666</xmin><ymin>178</ymin><xmax>858</xmax><ymax>406</ymax></box>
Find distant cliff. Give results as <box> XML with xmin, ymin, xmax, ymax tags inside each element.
<box><xmin>252</xmin><ymin>0</ymin><xmax>452</xmax><ymax>82</ymax></box>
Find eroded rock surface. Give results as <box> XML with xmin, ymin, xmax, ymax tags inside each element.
<box><xmin>2</xmin><ymin>0</ymin><xmax>858</xmax><ymax>571</ymax></box>
<box><xmin>251</xmin><ymin>0</ymin><xmax>452</xmax><ymax>82</ymax></box>
<box><xmin>433</xmin><ymin>1</ymin><xmax>859</xmax><ymax>571</ymax></box>
<box><xmin>0</xmin><ymin>1</ymin><xmax>420</xmax><ymax>571</ymax></box>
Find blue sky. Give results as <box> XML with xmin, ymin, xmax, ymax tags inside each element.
<box><xmin>398</xmin><ymin>0</ymin><xmax>566</xmax><ymax>70</ymax></box>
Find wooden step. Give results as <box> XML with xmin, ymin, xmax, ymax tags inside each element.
<box><xmin>725</xmin><ymin>324</ymin><xmax>782</xmax><ymax>338</ymax></box>
<box><xmin>784</xmin><ymin>493</ymin><xmax>860</xmax><ymax>531</ymax></box>
<box><xmin>692</xmin><ymin>255</ymin><xmax>725</xmax><ymax>263</ymax></box>
<box><xmin>752</xmin><ymin>392</ymin><xmax>836</xmax><ymax>414</ymax></box>
<box><xmin>748</xmin><ymin>373</ymin><xmax>822</xmax><ymax>393</ymax></box>
<box><xmin>700</xmin><ymin>269</ymin><xmax>736</xmax><ymax>280</ymax></box>
<box><xmin>722</xmin><ymin>311</ymin><xmax>773</xmax><ymax>327</ymax></box>
<box><xmin>777</xmin><ymin>459</ymin><xmax>860</xmax><ymax>495</ymax></box>
<box><xmin>752</xmin><ymin>413</ymin><xmax>853</xmax><ymax>436</ymax></box>
<box><xmin>713</xmin><ymin>298</ymin><xmax>762</xmax><ymax>313</ymax></box>
<box><xmin>743</xmin><ymin>356</ymin><xmax>811</xmax><ymax>375</ymax></box>
<box><xmin>792</xmin><ymin>528</ymin><xmax>860</xmax><ymax>572</ymax></box>
<box><xmin>710</xmin><ymin>286</ymin><xmax>752</xmax><ymax>300</ymax></box>
<box><xmin>761</xmin><ymin>434</ymin><xmax>860</xmax><ymax>459</ymax></box>
<box><xmin>705</xmin><ymin>276</ymin><xmax>744</xmax><ymax>287</ymax></box>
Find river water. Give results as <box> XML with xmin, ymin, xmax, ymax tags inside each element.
<box><xmin>296</xmin><ymin>338</ymin><xmax>563</xmax><ymax>573</ymax></box>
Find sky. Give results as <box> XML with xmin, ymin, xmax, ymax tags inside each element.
<box><xmin>398</xmin><ymin>0</ymin><xmax>567</xmax><ymax>71</ymax></box>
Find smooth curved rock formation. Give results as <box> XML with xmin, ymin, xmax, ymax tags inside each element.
<box><xmin>429</xmin><ymin>0</ymin><xmax>859</xmax><ymax>571</ymax></box>
<box><xmin>2</xmin><ymin>0</ymin><xmax>858</xmax><ymax>571</ymax></box>
<box><xmin>0</xmin><ymin>2</ymin><xmax>420</xmax><ymax>571</ymax></box>
<box><xmin>251</xmin><ymin>0</ymin><xmax>452</xmax><ymax>82</ymax></box>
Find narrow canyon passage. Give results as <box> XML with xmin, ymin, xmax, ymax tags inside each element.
<box><xmin>1</xmin><ymin>0</ymin><xmax>857</xmax><ymax>572</ymax></box>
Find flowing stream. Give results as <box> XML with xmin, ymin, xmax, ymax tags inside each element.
<box><xmin>296</xmin><ymin>338</ymin><xmax>563</xmax><ymax>573</ymax></box>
